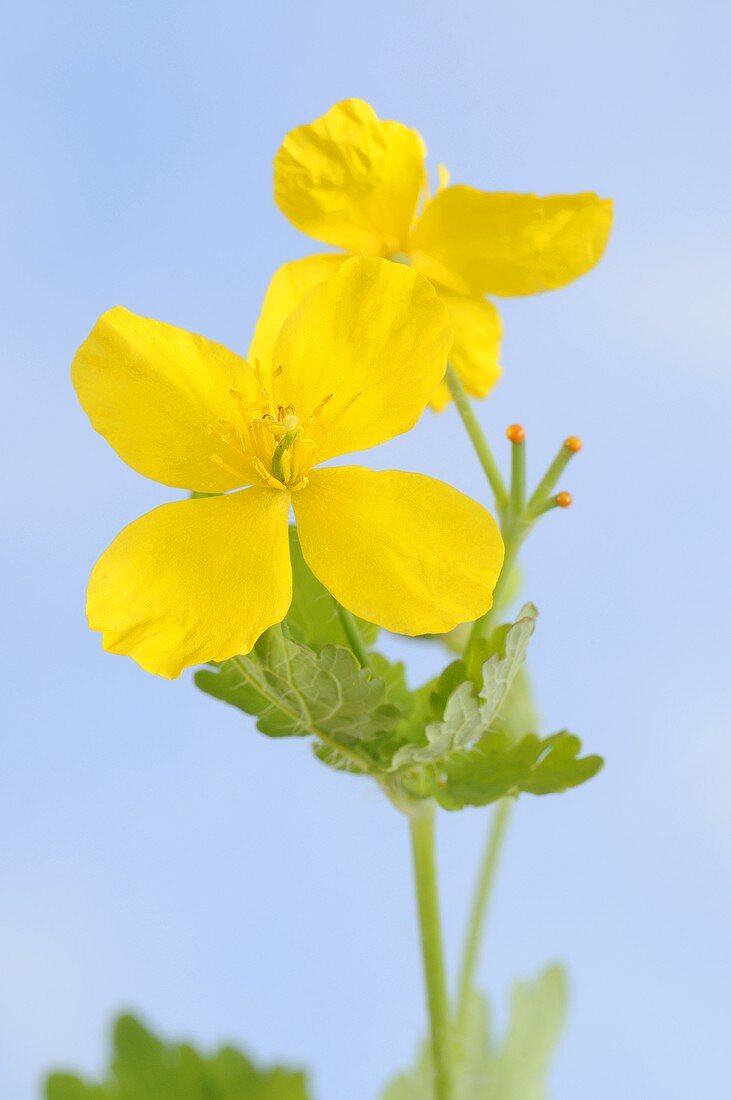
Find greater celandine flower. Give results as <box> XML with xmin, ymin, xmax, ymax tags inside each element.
<box><xmin>73</xmin><ymin>257</ymin><xmax>504</xmax><ymax>679</ymax></box>
<box><xmin>251</xmin><ymin>98</ymin><xmax>613</xmax><ymax>409</ymax></box>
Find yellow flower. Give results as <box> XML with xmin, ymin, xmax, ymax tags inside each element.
<box><xmin>73</xmin><ymin>257</ymin><xmax>504</xmax><ymax>679</ymax></box>
<box><xmin>252</xmin><ymin>98</ymin><xmax>613</xmax><ymax>410</ymax></box>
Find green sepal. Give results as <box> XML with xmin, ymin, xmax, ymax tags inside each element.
<box><xmin>286</xmin><ymin>526</ymin><xmax>378</xmax><ymax>652</ymax></box>
<box><xmin>45</xmin><ymin>1013</ymin><xmax>310</xmax><ymax>1100</ymax></box>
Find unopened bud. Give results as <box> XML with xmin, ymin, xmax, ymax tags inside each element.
<box><xmin>564</xmin><ymin>436</ymin><xmax>582</xmax><ymax>454</ymax></box>
<box><xmin>506</xmin><ymin>424</ymin><xmax>525</xmax><ymax>444</ymax></box>
<box><xmin>556</xmin><ymin>491</ymin><xmax>573</xmax><ymax>508</ymax></box>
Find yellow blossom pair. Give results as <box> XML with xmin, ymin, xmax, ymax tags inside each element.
<box><xmin>74</xmin><ymin>258</ymin><xmax>504</xmax><ymax>678</ymax></box>
<box><xmin>251</xmin><ymin>98</ymin><xmax>613</xmax><ymax>408</ymax></box>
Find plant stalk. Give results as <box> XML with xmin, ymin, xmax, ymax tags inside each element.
<box><xmin>409</xmin><ymin>807</ymin><xmax>454</xmax><ymax>1100</ymax></box>
<box><xmin>335</xmin><ymin>603</ymin><xmax>372</xmax><ymax>671</ymax></box>
<box><xmin>454</xmin><ymin>798</ymin><xmax>512</xmax><ymax>1032</ymax></box>
<box><xmin>464</xmin><ymin>523</ymin><xmax>527</xmax><ymax>666</ymax></box>
<box><xmin>444</xmin><ymin>364</ymin><xmax>508</xmax><ymax>512</ymax></box>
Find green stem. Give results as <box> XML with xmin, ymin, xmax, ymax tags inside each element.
<box><xmin>454</xmin><ymin>798</ymin><xmax>512</xmax><ymax>1032</ymax></box>
<box><xmin>509</xmin><ymin>436</ymin><xmax>526</xmax><ymax>515</ymax></box>
<box><xmin>444</xmin><ymin>364</ymin><xmax>508</xmax><ymax>512</ymax></box>
<box><xmin>409</xmin><ymin>808</ymin><xmax>454</xmax><ymax>1100</ymax></box>
<box><xmin>335</xmin><ymin>602</ymin><xmax>372</xmax><ymax>671</ymax></box>
<box><xmin>525</xmin><ymin>439</ymin><xmax>575</xmax><ymax>514</ymax></box>
<box><xmin>464</xmin><ymin>525</ymin><xmax>526</xmax><ymax>666</ymax></box>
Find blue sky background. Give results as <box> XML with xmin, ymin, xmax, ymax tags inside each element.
<box><xmin>1</xmin><ymin>1</ymin><xmax>729</xmax><ymax>1097</ymax></box>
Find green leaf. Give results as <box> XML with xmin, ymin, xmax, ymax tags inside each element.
<box><xmin>286</xmin><ymin>526</ymin><xmax>378</xmax><ymax>652</ymax></box>
<box><xmin>491</xmin><ymin>667</ymin><xmax>540</xmax><ymax>744</ymax></box>
<box><xmin>45</xmin><ymin>1014</ymin><xmax>309</xmax><ymax>1100</ymax></box>
<box><xmin>391</xmin><ymin>682</ymin><xmax>483</xmax><ymax>769</ymax></box>
<box><xmin>369</xmin><ymin>652</ymin><xmax>414</xmax><ymax>719</ymax></box>
<box><xmin>434</xmin><ymin>729</ymin><xmax>603</xmax><ymax>811</ymax></box>
<box><xmin>473</xmin><ymin>602</ymin><xmax>538</xmax><ymax>727</ymax></box>
<box><xmin>389</xmin><ymin>605</ymin><xmax>538</xmax><ymax>770</ymax></box>
<box><xmin>382</xmin><ymin>966</ymin><xmax>567</xmax><ymax>1100</ymax></box>
<box><xmin>195</xmin><ymin>624</ymin><xmax>399</xmax><ymax>770</ymax></box>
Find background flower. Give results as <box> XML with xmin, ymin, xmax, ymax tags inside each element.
<box><xmin>253</xmin><ymin>98</ymin><xmax>612</xmax><ymax>409</ymax></box>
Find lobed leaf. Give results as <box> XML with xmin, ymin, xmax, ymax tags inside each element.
<box><xmin>476</xmin><ymin>602</ymin><xmax>538</xmax><ymax>728</ymax></box>
<box><xmin>390</xmin><ymin>605</ymin><xmax>538</xmax><ymax>769</ymax></box>
<box><xmin>195</xmin><ymin>624</ymin><xmax>399</xmax><ymax>769</ymax></box>
<box><xmin>433</xmin><ymin>729</ymin><xmax>603</xmax><ymax>811</ymax></box>
<box><xmin>45</xmin><ymin>1014</ymin><xmax>309</xmax><ymax>1100</ymax></box>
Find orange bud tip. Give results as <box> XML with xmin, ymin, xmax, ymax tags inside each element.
<box><xmin>564</xmin><ymin>435</ymin><xmax>582</xmax><ymax>453</ymax></box>
<box><xmin>556</xmin><ymin>491</ymin><xmax>573</xmax><ymax>508</ymax></box>
<box><xmin>506</xmin><ymin>423</ymin><xmax>525</xmax><ymax>444</ymax></box>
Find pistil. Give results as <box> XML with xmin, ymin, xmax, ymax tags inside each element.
<box><xmin>270</xmin><ymin>414</ymin><xmax>300</xmax><ymax>484</ymax></box>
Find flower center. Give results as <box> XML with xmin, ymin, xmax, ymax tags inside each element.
<box><xmin>270</xmin><ymin>413</ymin><xmax>301</xmax><ymax>484</ymax></box>
<box><xmin>207</xmin><ymin>363</ymin><xmax>332</xmax><ymax>491</ymax></box>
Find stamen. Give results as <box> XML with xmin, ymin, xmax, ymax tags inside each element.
<box><xmin>210</xmin><ymin>454</ymin><xmax>245</xmax><ymax>477</ymax></box>
<box><xmin>310</xmin><ymin>392</ymin><xmax>334</xmax><ymax>419</ymax></box>
<box><xmin>339</xmin><ymin>390</ymin><xmax>364</xmax><ymax>416</ymax></box>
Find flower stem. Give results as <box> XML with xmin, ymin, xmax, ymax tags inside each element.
<box><xmin>525</xmin><ymin>438</ymin><xmax>579</xmax><ymax>515</ymax></box>
<box><xmin>444</xmin><ymin>364</ymin><xmax>507</xmax><ymax>512</ymax></box>
<box><xmin>335</xmin><ymin>602</ymin><xmax>372</xmax><ymax>671</ymax></box>
<box><xmin>454</xmin><ymin>798</ymin><xmax>512</xmax><ymax>1032</ymax></box>
<box><xmin>463</xmin><ymin>523</ymin><xmax>526</xmax><ymax>667</ymax></box>
<box><xmin>409</xmin><ymin>807</ymin><xmax>454</xmax><ymax>1100</ymax></box>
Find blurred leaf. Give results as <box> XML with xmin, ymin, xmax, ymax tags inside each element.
<box><xmin>481</xmin><ymin>966</ymin><xmax>567</xmax><ymax>1099</ymax></box>
<box><xmin>382</xmin><ymin>966</ymin><xmax>567</xmax><ymax>1100</ymax></box>
<box><xmin>286</xmin><ymin>526</ymin><xmax>378</xmax><ymax>652</ymax></box>
<box><xmin>45</xmin><ymin>1014</ymin><xmax>309</xmax><ymax>1100</ymax></box>
<box><xmin>491</xmin><ymin>667</ymin><xmax>540</xmax><ymax>744</ymax></box>
<box><xmin>195</xmin><ymin>624</ymin><xmax>399</xmax><ymax>768</ymax></box>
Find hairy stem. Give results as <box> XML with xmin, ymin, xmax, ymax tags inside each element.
<box><xmin>409</xmin><ymin>808</ymin><xmax>454</xmax><ymax>1100</ymax></box>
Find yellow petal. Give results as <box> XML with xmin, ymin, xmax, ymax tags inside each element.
<box><xmin>272</xmin><ymin>256</ymin><xmax>451</xmax><ymax>462</ymax></box>
<box><xmin>293</xmin><ymin>467</ymin><xmax>504</xmax><ymax>635</ymax></box>
<box><xmin>72</xmin><ymin>307</ymin><xmax>260</xmax><ymax>493</ymax></box>
<box><xmin>430</xmin><ymin>293</ymin><xmax>503</xmax><ymax>411</ymax></box>
<box><xmin>409</xmin><ymin>186</ymin><xmax>613</xmax><ymax>297</ymax></box>
<box><xmin>248</xmin><ymin>253</ymin><xmax>346</xmax><ymax>371</ymax></box>
<box><xmin>87</xmin><ymin>489</ymin><xmax>291</xmax><ymax>678</ymax></box>
<box><xmin>274</xmin><ymin>98</ymin><xmax>427</xmax><ymax>256</ymax></box>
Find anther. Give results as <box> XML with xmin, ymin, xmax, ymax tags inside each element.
<box><xmin>556</xmin><ymin>491</ymin><xmax>573</xmax><ymax>508</ymax></box>
<box><xmin>564</xmin><ymin>436</ymin><xmax>582</xmax><ymax>453</ymax></box>
<box><xmin>506</xmin><ymin>424</ymin><xmax>525</xmax><ymax>444</ymax></box>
